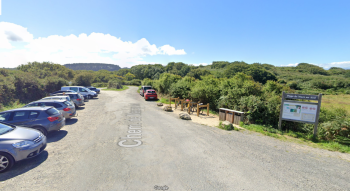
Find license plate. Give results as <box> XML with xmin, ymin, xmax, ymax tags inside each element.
<box><xmin>150</xmin><ymin>97</ymin><xmax>154</xmax><ymax>99</ymax></box>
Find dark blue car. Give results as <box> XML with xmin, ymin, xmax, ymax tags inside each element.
<box><xmin>0</xmin><ymin>107</ymin><xmax>65</xmax><ymax>136</ymax></box>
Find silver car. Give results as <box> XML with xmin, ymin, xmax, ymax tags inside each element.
<box><xmin>24</xmin><ymin>100</ymin><xmax>76</xmax><ymax>119</ymax></box>
<box><xmin>0</xmin><ymin>122</ymin><xmax>47</xmax><ymax>173</ymax></box>
<box><xmin>51</xmin><ymin>92</ymin><xmax>85</xmax><ymax>108</ymax></box>
<box><xmin>41</xmin><ymin>96</ymin><xmax>74</xmax><ymax>106</ymax></box>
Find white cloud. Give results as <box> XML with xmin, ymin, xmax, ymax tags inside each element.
<box><xmin>190</xmin><ymin>62</ymin><xmax>209</xmax><ymax>66</ymax></box>
<box><xmin>0</xmin><ymin>22</ymin><xmax>33</xmax><ymax>49</ymax></box>
<box><xmin>280</xmin><ymin>63</ymin><xmax>299</xmax><ymax>67</ymax></box>
<box><xmin>159</xmin><ymin>45</ymin><xmax>186</xmax><ymax>55</ymax></box>
<box><xmin>0</xmin><ymin>22</ymin><xmax>186</xmax><ymax>68</ymax></box>
<box><xmin>327</xmin><ymin>61</ymin><xmax>350</xmax><ymax>69</ymax></box>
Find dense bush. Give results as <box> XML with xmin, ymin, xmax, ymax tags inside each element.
<box><xmin>91</xmin><ymin>82</ymin><xmax>108</xmax><ymax>87</ymax></box>
<box><xmin>191</xmin><ymin>76</ymin><xmax>221</xmax><ymax>110</ymax></box>
<box><xmin>170</xmin><ymin>77</ymin><xmax>197</xmax><ymax>98</ymax></box>
<box><xmin>153</xmin><ymin>73</ymin><xmax>182</xmax><ymax>94</ymax></box>
<box><xmin>108</xmin><ymin>79</ymin><xmax>123</xmax><ymax>89</ymax></box>
<box><xmin>74</xmin><ymin>73</ymin><xmax>94</xmax><ymax>86</ymax></box>
<box><xmin>124</xmin><ymin>79</ymin><xmax>141</xmax><ymax>86</ymax></box>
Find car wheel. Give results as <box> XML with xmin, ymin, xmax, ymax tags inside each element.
<box><xmin>0</xmin><ymin>152</ymin><xmax>14</xmax><ymax>173</ymax></box>
<box><xmin>33</xmin><ymin>126</ymin><xmax>48</xmax><ymax>136</ymax></box>
<box><xmin>75</xmin><ymin>104</ymin><xmax>79</xmax><ymax>109</ymax></box>
<box><xmin>89</xmin><ymin>95</ymin><xmax>92</xmax><ymax>99</ymax></box>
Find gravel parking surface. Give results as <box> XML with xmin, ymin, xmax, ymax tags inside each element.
<box><xmin>1</xmin><ymin>86</ymin><xmax>349</xmax><ymax>191</ymax></box>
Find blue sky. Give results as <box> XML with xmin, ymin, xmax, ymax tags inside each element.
<box><xmin>0</xmin><ymin>0</ymin><xmax>349</xmax><ymax>68</ymax></box>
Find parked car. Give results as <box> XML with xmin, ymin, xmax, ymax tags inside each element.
<box><xmin>61</xmin><ymin>86</ymin><xmax>97</xmax><ymax>99</ymax></box>
<box><xmin>0</xmin><ymin>107</ymin><xmax>65</xmax><ymax>136</ymax></box>
<box><xmin>140</xmin><ymin>86</ymin><xmax>152</xmax><ymax>97</ymax></box>
<box><xmin>41</xmin><ymin>96</ymin><xmax>74</xmax><ymax>106</ymax></box>
<box><xmin>0</xmin><ymin>122</ymin><xmax>47</xmax><ymax>173</ymax></box>
<box><xmin>144</xmin><ymin>89</ymin><xmax>158</xmax><ymax>100</ymax></box>
<box><xmin>50</xmin><ymin>90</ymin><xmax>88</xmax><ymax>101</ymax></box>
<box><xmin>85</xmin><ymin>86</ymin><xmax>100</xmax><ymax>94</ymax></box>
<box><xmin>24</xmin><ymin>100</ymin><xmax>76</xmax><ymax>120</ymax></box>
<box><xmin>51</xmin><ymin>92</ymin><xmax>85</xmax><ymax>108</ymax></box>
<box><xmin>49</xmin><ymin>90</ymin><xmax>76</xmax><ymax>96</ymax></box>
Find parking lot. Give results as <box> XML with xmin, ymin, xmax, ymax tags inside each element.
<box><xmin>1</xmin><ymin>86</ymin><xmax>350</xmax><ymax>191</ymax></box>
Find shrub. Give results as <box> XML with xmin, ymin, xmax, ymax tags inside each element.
<box><xmin>75</xmin><ymin>73</ymin><xmax>94</xmax><ymax>86</ymax></box>
<box><xmin>124</xmin><ymin>79</ymin><xmax>141</xmax><ymax>86</ymax></box>
<box><xmin>170</xmin><ymin>76</ymin><xmax>196</xmax><ymax>98</ymax></box>
<box><xmin>108</xmin><ymin>79</ymin><xmax>123</xmax><ymax>89</ymax></box>
<box><xmin>92</xmin><ymin>82</ymin><xmax>108</xmax><ymax>87</ymax></box>
<box><xmin>153</xmin><ymin>73</ymin><xmax>182</xmax><ymax>94</ymax></box>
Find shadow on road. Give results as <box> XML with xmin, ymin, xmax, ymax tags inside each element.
<box><xmin>47</xmin><ymin>130</ymin><xmax>68</xmax><ymax>143</ymax></box>
<box><xmin>77</xmin><ymin>106</ymin><xmax>85</xmax><ymax>110</ymax></box>
<box><xmin>65</xmin><ymin>118</ymin><xmax>78</xmax><ymax>125</ymax></box>
<box><xmin>145</xmin><ymin>99</ymin><xmax>159</xmax><ymax>102</ymax></box>
<box><xmin>0</xmin><ymin>151</ymin><xmax>48</xmax><ymax>181</ymax></box>
<box><xmin>90</xmin><ymin>97</ymin><xmax>99</xmax><ymax>100</ymax></box>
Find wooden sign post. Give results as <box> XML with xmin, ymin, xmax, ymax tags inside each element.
<box><xmin>278</xmin><ymin>92</ymin><xmax>322</xmax><ymax>137</ymax></box>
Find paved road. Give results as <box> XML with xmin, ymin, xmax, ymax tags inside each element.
<box><xmin>1</xmin><ymin>86</ymin><xmax>349</xmax><ymax>191</ymax></box>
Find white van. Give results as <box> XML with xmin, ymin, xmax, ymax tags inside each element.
<box><xmin>61</xmin><ymin>86</ymin><xmax>97</xmax><ymax>99</ymax></box>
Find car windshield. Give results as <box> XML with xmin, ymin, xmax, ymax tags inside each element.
<box><xmin>0</xmin><ymin>123</ymin><xmax>14</xmax><ymax>135</ymax></box>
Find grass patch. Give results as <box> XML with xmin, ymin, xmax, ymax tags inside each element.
<box><xmin>241</xmin><ymin>123</ymin><xmax>350</xmax><ymax>153</ymax></box>
<box><xmin>137</xmin><ymin>86</ymin><xmax>141</xmax><ymax>93</ymax></box>
<box><xmin>0</xmin><ymin>102</ymin><xmax>26</xmax><ymax>112</ymax></box>
<box><xmin>321</xmin><ymin>94</ymin><xmax>350</xmax><ymax>113</ymax></box>
<box><xmin>157</xmin><ymin>97</ymin><xmax>175</xmax><ymax>104</ymax></box>
<box><xmin>104</xmin><ymin>86</ymin><xmax>129</xmax><ymax>91</ymax></box>
<box><xmin>201</xmin><ymin>109</ymin><xmax>219</xmax><ymax>115</ymax></box>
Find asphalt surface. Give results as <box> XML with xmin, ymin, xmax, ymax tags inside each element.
<box><xmin>1</xmin><ymin>86</ymin><xmax>349</xmax><ymax>191</ymax></box>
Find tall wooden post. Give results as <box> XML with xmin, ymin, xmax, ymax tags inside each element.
<box><xmin>207</xmin><ymin>103</ymin><xmax>209</xmax><ymax>116</ymax></box>
<box><xmin>197</xmin><ymin>103</ymin><xmax>200</xmax><ymax>116</ymax></box>
<box><xmin>278</xmin><ymin>91</ymin><xmax>286</xmax><ymax>131</ymax></box>
<box><xmin>314</xmin><ymin>93</ymin><xmax>322</xmax><ymax>137</ymax></box>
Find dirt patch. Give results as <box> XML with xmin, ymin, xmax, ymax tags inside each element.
<box><xmin>163</xmin><ymin>103</ymin><xmax>244</xmax><ymax>130</ymax></box>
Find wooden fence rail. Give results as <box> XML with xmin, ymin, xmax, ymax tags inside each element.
<box><xmin>169</xmin><ymin>97</ymin><xmax>179</xmax><ymax>109</ymax></box>
<box><xmin>197</xmin><ymin>103</ymin><xmax>210</xmax><ymax>117</ymax></box>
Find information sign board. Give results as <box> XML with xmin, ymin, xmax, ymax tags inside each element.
<box><xmin>282</xmin><ymin>102</ymin><xmax>318</xmax><ymax>123</ymax></box>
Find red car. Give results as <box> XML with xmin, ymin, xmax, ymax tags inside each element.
<box><xmin>144</xmin><ymin>89</ymin><xmax>158</xmax><ymax>100</ymax></box>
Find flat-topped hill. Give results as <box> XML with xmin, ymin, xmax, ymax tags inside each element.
<box><xmin>64</xmin><ymin>63</ymin><xmax>121</xmax><ymax>71</ymax></box>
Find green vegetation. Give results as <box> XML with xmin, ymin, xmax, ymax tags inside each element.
<box><xmin>156</xmin><ymin>97</ymin><xmax>175</xmax><ymax>104</ymax></box>
<box><xmin>104</xmin><ymin>86</ymin><xmax>129</xmax><ymax>91</ymax></box>
<box><xmin>240</xmin><ymin>123</ymin><xmax>350</xmax><ymax>153</ymax></box>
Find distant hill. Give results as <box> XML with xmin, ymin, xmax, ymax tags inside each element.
<box><xmin>64</xmin><ymin>63</ymin><xmax>121</xmax><ymax>71</ymax></box>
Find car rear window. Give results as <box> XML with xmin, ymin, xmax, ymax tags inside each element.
<box><xmin>46</xmin><ymin>108</ymin><xmax>60</xmax><ymax>116</ymax></box>
<box><xmin>144</xmin><ymin>87</ymin><xmax>152</xmax><ymax>91</ymax></box>
<box><xmin>147</xmin><ymin>90</ymin><xmax>156</xmax><ymax>94</ymax></box>
<box><xmin>64</xmin><ymin>101</ymin><xmax>73</xmax><ymax>106</ymax></box>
